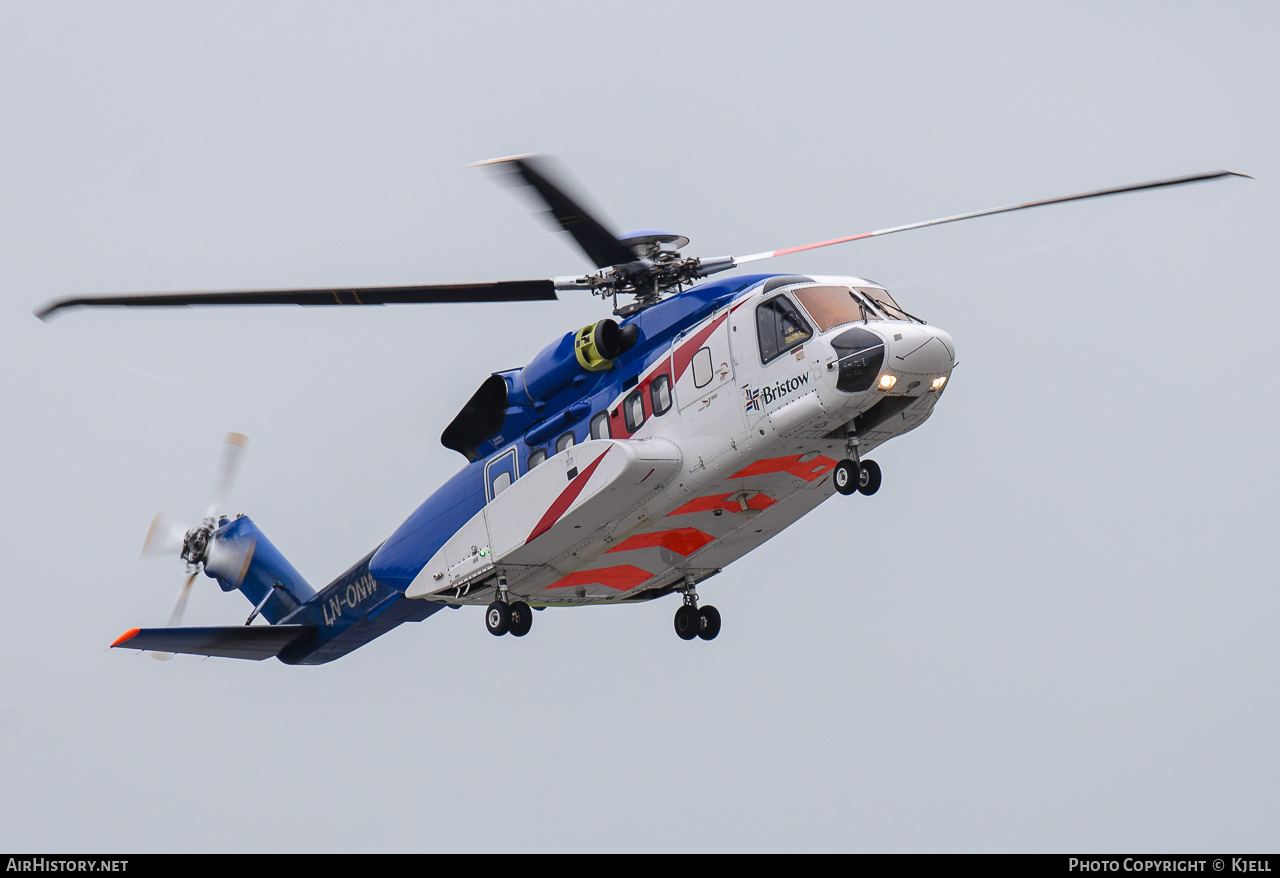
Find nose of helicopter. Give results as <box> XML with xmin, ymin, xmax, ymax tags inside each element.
<box><xmin>880</xmin><ymin>323</ymin><xmax>955</xmax><ymax>390</ymax></box>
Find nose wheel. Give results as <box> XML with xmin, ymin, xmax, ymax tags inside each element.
<box><xmin>834</xmin><ymin>458</ymin><xmax>881</xmax><ymax>496</ymax></box>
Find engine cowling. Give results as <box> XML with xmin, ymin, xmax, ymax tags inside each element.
<box><xmin>574</xmin><ymin>319</ymin><xmax>639</xmax><ymax>372</ymax></box>
<box><xmin>441</xmin><ymin>318</ymin><xmax>641</xmax><ymax>461</ymax></box>
<box><xmin>517</xmin><ymin>318</ymin><xmax>638</xmax><ymax>405</ymax></box>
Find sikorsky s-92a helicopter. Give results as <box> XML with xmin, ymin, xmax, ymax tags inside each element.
<box><xmin>36</xmin><ymin>157</ymin><xmax>1247</xmax><ymax>663</ymax></box>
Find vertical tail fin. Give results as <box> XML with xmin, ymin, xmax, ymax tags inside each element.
<box><xmin>207</xmin><ymin>516</ymin><xmax>314</xmax><ymax>624</ymax></box>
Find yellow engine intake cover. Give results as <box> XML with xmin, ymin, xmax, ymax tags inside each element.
<box><xmin>574</xmin><ymin>323</ymin><xmax>614</xmax><ymax>372</ymax></box>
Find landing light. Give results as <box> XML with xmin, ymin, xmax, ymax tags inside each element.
<box><xmin>878</xmin><ymin>374</ymin><xmax>897</xmax><ymax>390</ymax></box>
<box><xmin>931</xmin><ymin>376</ymin><xmax>947</xmax><ymax>390</ymax></box>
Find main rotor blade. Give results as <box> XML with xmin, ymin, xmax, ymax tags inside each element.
<box><xmin>473</xmin><ymin>155</ymin><xmax>637</xmax><ymax>270</ymax></box>
<box><xmin>734</xmin><ymin>170</ymin><xmax>1251</xmax><ymax>266</ymax></box>
<box><xmin>35</xmin><ymin>279</ymin><xmax>556</xmax><ymax>321</ymax></box>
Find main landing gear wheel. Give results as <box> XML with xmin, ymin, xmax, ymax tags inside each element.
<box><xmin>698</xmin><ymin>605</ymin><xmax>721</xmax><ymax>641</ymax></box>
<box><xmin>858</xmin><ymin>459</ymin><xmax>882</xmax><ymax>496</ymax></box>
<box><xmin>485</xmin><ymin>600</ymin><xmax>510</xmax><ymax>636</ymax></box>
<box><xmin>674</xmin><ymin>604</ymin><xmax>700</xmax><ymax>641</ymax></box>
<box><xmin>508</xmin><ymin>601</ymin><xmax>533</xmax><ymax>637</ymax></box>
<box><xmin>833</xmin><ymin>459</ymin><xmax>859</xmax><ymax>495</ymax></box>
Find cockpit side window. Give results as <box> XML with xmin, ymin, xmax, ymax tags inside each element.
<box><xmin>756</xmin><ymin>295</ymin><xmax>813</xmax><ymax>364</ymax></box>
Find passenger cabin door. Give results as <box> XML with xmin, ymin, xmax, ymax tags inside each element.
<box><xmin>673</xmin><ymin>309</ymin><xmax>734</xmax><ymax>409</ymax></box>
<box><xmin>672</xmin><ymin>308</ymin><xmax>744</xmax><ymax>471</ymax></box>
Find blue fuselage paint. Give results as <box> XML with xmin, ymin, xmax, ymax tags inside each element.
<box><xmin>213</xmin><ymin>515</ymin><xmax>314</xmax><ymax>624</ymax></box>
<box><xmin>368</xmin><ymin>274</ymin><xmax>774</xmax><ymax>595</ymax></box>
<box><xmin>207</xmin><ymin>517</ymin><xmax>448</xmax><ymax>664</ymax></box>
<box><xmin>219</xmin><ymin>274</ymin><xmax>781</xmax><ymax>663</ymax></box>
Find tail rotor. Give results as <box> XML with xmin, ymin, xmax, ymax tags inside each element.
<box><xmin>141</xmin><ymin>433</ymin><xmax>256</xmax><ymax>659</ymax></box>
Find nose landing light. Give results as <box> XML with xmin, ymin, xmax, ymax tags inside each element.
<box><xmin>931</xmin><ymin>376</ymin><xmax>947</xmax><ymax>390</ymax></box>
<box><xmin>878</xmin><ymin>374</ymin><xmax>897</xmax><ymax>390</ymax></box>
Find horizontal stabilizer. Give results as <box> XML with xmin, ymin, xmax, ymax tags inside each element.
<box><xmin>110</xmin><ymin>624</ymin><xmax>314</xmax><ymax>660</ymax></box>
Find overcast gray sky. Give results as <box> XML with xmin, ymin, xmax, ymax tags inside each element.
<box><xmin>1</xmin><ymin>1</ymin><xmax>1275</xmax><ymax>853</ymax></box>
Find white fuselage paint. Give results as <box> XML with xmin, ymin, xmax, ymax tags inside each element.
<box><xmin>406</xmin><ymin>277</ymin><xmax>956</xmax><ymax>606</ymax></box>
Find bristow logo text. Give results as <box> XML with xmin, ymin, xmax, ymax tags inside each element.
<box><xmin>743</xmin><ymin>373</ymin><xmax>809</xmax><ymax>412</ymax></box>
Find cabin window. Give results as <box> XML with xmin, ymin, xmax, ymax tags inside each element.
<box><xmin>590</xmin><ymin>411</ymin><xmax>611</xmax><ymax>440</ymax></box>
<box><xmin>650</xmin><ymin>374</ymin><xmax>672</xmax><ymax>416</ymax></box>
<box><xmin>484</xmin><ymin>448</ymin><xmax>518</xmax><ymax>502</ymax></box>
<box><xmin>556</xmin><ymin>431</ymin><xmax>575</xmax><ymax>453</ymax></box>
<box><xmin>623</xmin><ymin>389</ymin><xmax>646</xmax><ymax>432</ymax></box>
<box><xmin>691</xmin><ymin>347</ymin><xmax>714</xmax><ymax>388</ymax></box>
<box><xmin>528</xmin><ymin>448</ymin><xmax>547</xmax><ymax>469</ymax></box>
<box><xmin>756</xmin><ymin>295</ymin><xmax>813</xmax><ymax>364</ymax></box>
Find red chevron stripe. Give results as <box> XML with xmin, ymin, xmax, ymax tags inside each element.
<box><xmin>605</xmin><ymin>527</ymin><xmax>715</xmax><ymax>556</ymax></box>
<box><xmin>667</xmin><ymin>492</ymin><xmax>776</xmax><ymax>516</ymax></box>
<box><xmin>526</xmin><ymin>446</ymin><xmax>612</xmax><ymax>544</ymax></box>
<box><xmin>672</xmin><ymin>311</ymin><xmax>729</xmax><ymax>381</ymax></box>
<box><xmin>545</xmin><ymin>564</ymin><xmax>653</xmax><ymax>592</ymax></box>
<box><xmin>729</xmin><ymin>453</ymin><xmax>837</xmax><ymax>482</ymax></box>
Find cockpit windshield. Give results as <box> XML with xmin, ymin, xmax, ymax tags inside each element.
<box><xmin>792</xmin><ymin>286</ymin><xmax>875</xmax><ymax>331</ymax></box>
<box><xmin>789</xmin><ymin>284</ymin><xmax>920</xmax><ymax>331</ymax></box>
<box><xmin>855</xmin><ymin>286</ymin><xmax>915</xmax><ymax>322</ymax></box>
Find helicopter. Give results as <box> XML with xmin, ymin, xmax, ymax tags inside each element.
<box><xmin>35</xmin><ymin>156</ymin><xmax>1247</xmax><ymax>663</ymax></box>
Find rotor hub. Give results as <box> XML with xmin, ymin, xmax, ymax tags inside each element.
<box><xmin>616</xmin><ymin>229</ymin><xmax>690</xmax><ymax>258</ymax></box>
<box><xmin>181</xmin><ymin>522</ymin><xmax>213</xmax><ymax>568</ymax></box>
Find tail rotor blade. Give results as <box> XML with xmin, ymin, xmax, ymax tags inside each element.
<box><xmin>167</xmin><ymin>572</ymin><xmax>198</xmax><ymax>627</ymax></box>
<box><xmin>141</xmin><ymin>511</ymin><xmax>188</xmax><ymax>558</ymax></box>
<box><xmin>150</xmin><ymin>572</ymin><xmax>199</xmax><ymax>660</ymax></box>
<box><xmin>205</xmin><ymin>432</ymin><xmax>248</xmax><ymax>519</ymax></box>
